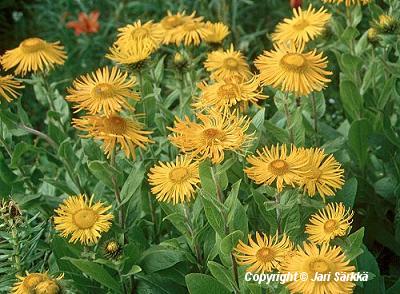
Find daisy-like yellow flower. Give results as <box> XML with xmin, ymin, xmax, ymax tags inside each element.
<box><xmin>1</xmin><ymin>37</ymin><xmax>66</xmax><ymax>76</ymax></box>
<box><xmin>203</xmin><ymin>21</ymin><xmax>230</xmax><ymax>44</ymax></box>
<box><xmin>367</xmin><ymin>27</ymin><xmax>379</xmax><ymax>43</ymax></box>
<box><xmin>12</xmin><ymin>272</ymin><xmax>63</xmax><ymax>294</ymax></box>
<box><xmin>160</xmin><ymin>11</ymin><xmax>197</xmax><ymax>44</ymax></box>
<box><xmin>73</xmin><ymin>114</ymin><xmax>153</xmax><ymax>159</ymax></box>
<box><xmin>66</xmin><ymin>66</ymin><xmax>138</xmax><ymax>117</ymax></box>
<box><xmin>305</xmin><ymin>202</ymin><xmax>354</xmax><ymax>244</ymax></box>
<box><xmin>281</xmin><ymin>242</ymin><xmax>355</xmax><ymax>294</ymax></box>
<box><xmin>255</xmin><ymin>42</ymin><xmax>332</xmax><ymax>96</ymax></box>
<box><xmin>0</xmin><ymin>75</ymin><xmax>24</xmax><ymax>102</ymax></box>
<box><xmin>106</xmin><ymin>42</ymin><xmax>152</xmax><ymax>66</ymax></box>
<box><xmin>322</xmin><ymin>0</ymin><xmax>371</xmax><ymax>6</ymax></box>
<box><xmin>234</xmin><ymin>231</ymin><xmax>293</xmax><ymax>273</ymax></box>
<box><xmin>245</xmin><ymin>144</ymin><xmax>308</xmax><ymax>192</ymax></box>
<box><xmin>168</xmin><ymin>109</ymin><xmax>254</xmax><ymax>164</ymax></box>
<box><xmin>376</xmin><ymin>14</ymin><xmax>399</xmax><ymax>33</ymax></box>
<box><xmin>300</xmin><ymin>147</ymin><xmax>344</xmax><ymax>199</ymax></box>
<box><xmin>193</xmin><ymin>76</ymin><xmax>267</xmax><ymax>110</ymax></box>
<box><xmin>204</xmin><ymin>44</ymin><xmax>251</xmax><ymax>81</ymax></box>
<box><xmin>148</xmin><ymin>155</ymin><xmax>200</xmax><ymax>204</ymax></box>
<box><xmin>54</xmin><ymin>194</ymin><xmax>113</xmax><ymax>245</ymax></box>
<box><xmin>272</xmin><ymin>5</ymin><xmax>331</xmax><ymax>46</ymax></box>
<box><xmin>115</xmin><ymin>20</ymin><xmax>164</xmax><ymax>52</ymax></box>
<box><xmin>173</xmin><ymin>18</ymin><xmax>211</xmax><ymax>46</ymax></box>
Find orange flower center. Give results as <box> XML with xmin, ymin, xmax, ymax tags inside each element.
<box><xmin>256</xmin><ymin>247</ymin><xmax>275</xmax><ymax>263</ymax></box>
<box><xmin>92</xmin><ymin>83</ymin><xmax>115</xmax><ymax>100</ymax></box>
<box><xmin>324</xmin><ymin>219</ymin><xmax>339</xmax><ymax>233</ymax></box>
<box><xmin>73</xmin><ymin>208</ymin><xmax>97</xmax><ymax>229</ymax></box>
<box><xmin>224</xmin><ymin>57</ymin><xmax>239</xmax><ymax>69</ymax></box>
<box><xmin>103</xmin><ymin>116</ymin><xmax>128</xmax><ymax>135</ymax></box>
<box><xmin>23</xmin><ymin>274</ymin><xmax>46</xmax><ymax>289</ymax></box>
<box><xmin>20</xmin><ymin>38</ymin><xmax>45</xmax><ymax>53</ymax></box>
<box><xmin>169</xmin><ymin>167</ymin><xmax>190</xmax><ymax>183</ymax></box>
<box><xmin>309</xmin><ymin>259</ymin><xmax>330</xmax><ymax>273</ymax></box>
<box><xmin>202</xmin><ymin>128</ymin><xmax>225</xmax><ymax>142</ymax></box>
<box><xmin>280</xmin><ymin>53</ymin><xmax>307</xmax><ymax>72</ymax></box>
<box><xmin>217</xmin><ymin>83</ymin><xmax>239</xmax><ymax>100</ymax></box>
<box><xmin>269</xmin><ymin>159</ymin><xmax>289</xmax><ymax>175</ymax></box>
<box><xmin>310</xmin><ymin>168</ymin><xmax>322</xmax><ymax>180</ymax></box>
<box><xmin>293</xmin><ymin>19</ymin><xmax>310</xmax><ymax>30</ymax></box>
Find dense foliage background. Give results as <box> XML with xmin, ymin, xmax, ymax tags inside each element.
<box><xmin>0</xmin><ymin>0</ymin><xmax>399</xmax><ymax>293</ymax></box>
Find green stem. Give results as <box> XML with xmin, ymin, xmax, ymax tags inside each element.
<box><xmin>275</xmin><ymin>192</ymin><xmax>282</xmax><ymax>234</ymax></box>
<box><xmin>283</xmin><ymin>92</ymin><xmax>294</xmax><ymax>144</ymax></box>
<box><xmin>148</xmin><ymin>192</ymin><xmax>158</xmax><ymax>243</ymax></box>
<box><xmin>11</xmin><ymin>227</ymin><xmax>22</xmax><ymax>275</ymax></box>
<box><xmin>183</xmin><ymin>203</ymin><xmax>203</xmax><ymax>272</ymax></box>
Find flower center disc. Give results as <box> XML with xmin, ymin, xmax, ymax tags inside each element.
<box><xmin>106</xmin><ymin>242</ymin><xmax>119</xmax><ymax>253</ymax></box>
<box><xmin>309</xmin><ymin>259</ymin><xmax>330</xmax><ymax>273</ymax></box>
<box><xmin>23</xmin><ymin>274</ymin><xmax>46</xmax><ymax>289</ymax></box>
<box><xmin>202</xmin><ymin>128</ymin><xmax>225</xmax><ymax>142</ymax></box>
<box><xmin>132</xmin><ymin>27</ymin><xmax>149</xmax><ymax>39</ymax></box>
<box><xmin>20</xmin><ymin>38</ymin><xmax>45</xmax><ymax>53</ymax></box>
<box><xmin>217</xmin><ymin>83</ymin><xmax>238</xmax><ymax>100</ymax></box>
<box><xmin>183</xmin><ymin>22</ymin><xmax>198</xmax><ymax>31</ymax></box>
<box><xmin>104</xmin><ymin>116</ymin><xmax>128</xmax><ymax>135</ymax></box>
<box><xmin>169</xmin><ymin>167</ymin><xmax>190</xmax><ymax>183</ymax></box>
<box><xmin>163</xmin><ymin>16</ymin><xmax>184</xmax><ymax>29</ymax></box>
<box><xmin>280</xmin><ymin>53</ymin><xmax>307</xmax><ymax>72</ymax></box>
<box><xmin>256</xmin><ymin>247</ymin><xmax>275</xmax><ymax>263</ymax></box>
<box><xmin>324</xmin><ymin>219</ymin><xmax>338</xmax><ymax>233</ymax></box>
<box><xmin>269</xmin><ymin>159</ymin><xmax>289</xmax><ymax>175</ymax></box>
<box><xmin>293</xmin><ymin>19</ymin><xmax>310</xmax><ymax>30</ymax></box>
<box><xmin>224</xmin><ymin>57</ymin><xmax>239</xmax><ymax>69</ymax></box>
<box><xmin>73</xmin><ymin>208</ymin><xmax>97</xmax><ymax>229</ymax></box>
<box><xmin>92</xmin><ymin>83</ymin><xmax>115</xmax><ymax>100</ymax></box>
<box><xmin>35</xmin><ymin>280</ymin><xmax>60</xmax><ymax>294</ymax></box>
<box><xmin>311</xmin><ymin>168</ymin><xmax>322</xmax><ymax>180</ymax></box>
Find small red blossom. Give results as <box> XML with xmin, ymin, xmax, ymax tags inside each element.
<box><xmin>290</xmin><ymin>0</ymin><xmax>302</xmax><ymax>8</ymax></box>
<box><xmin>66</xmin><ymin>11</ymin><xmax>100</xmax><ymax>36</ymax></box>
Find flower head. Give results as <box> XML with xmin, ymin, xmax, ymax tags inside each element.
<box><xmin>148</xmin><ymin>155</ymin><xmax>200</xmax><ymax>204</ymax></box>
<box><xmin>12</xmin><ymin>272</ymin><xmax>63</xmax><ymax>294</ymax></box>
<box><xmin>106</xmin><ymin>42</ymin><xmax>152</xmax><ymax>67</ymax></box>
<box><xmin>272</xmin><ymin>5</ymin><xmax>331</xmax><ymax>46</ymax></box>
<box><xmin>73</xmin><ymin>114</ymin><xmax>153</xmax><ymax>159</ymax></box>
<box><xmin>234</xmin><ymin>231</ymin><xmax>293</xmax><ymax>273</ymax></box>
<box><xmin>103</xmin><ymin>239</ymin><xmax>123</xmax><ymax>260</ymax></box>
<box><xmin>281</xmin><ymin>242</ymin><xmax>355</xmax><ymax>294</ymax></box>
<box><xmin>173</xmin><ymin>18</ymin><xmax>210</xmax><ymax>46</ymax></box>
<box><xmin>322</xmin><ymin>0</ymin><xmax>371</xmax><ymax>6</ymax></box>
<box><xmin>66</xmin><ymin>11</ymin><xmax>100</xmax><ymax>36</ymax></box>
<box><xmin>66</xmin><ymin>66</ymin><xmax>139</xmax><ymax>117</ymax></box>
<box><xmin>160</xmin><ymin>11</ymin><xmax>198</xmax><ymax>44</ymax></box>
<box><xmin>306</xmin><ymin>202</ymin><xmax>354</xmax><ymax>244</ymax></box>
<box><xmin>54</xmin><ymin>194</ymin><xmax>113</xmax><ymax>245</ymax></box>
<box><xmin>300</xmin><ymin>147</ymin><xmax>344</xmax><ymax>199</ymax></box>
<box><xmin>203</xmin><ymin>22</ymin><xmax>230</xmax><ymax>44</ymax></box>
<box><xmin>168</xmin><ymin>109</ymin><xmax>254</xmax><ymax>164</ymax></box>
<box><xmin>204</xmin><ymin>44</ymin><xmax>251</xmax><ymax>81</ymax></box>
<box><xmin>367</xmin><ymin>27</ymin><xmax>379</xmax><ymax>44</ymax></box>
<box><xmin>376</xmin><ymin>14</ymin><xmax>399</xmax><ymax>34</ymax></box>
<box><xmin>255</xmin><ymin>42</ymin><xmax>331</xmax><ymax>96</ymax></box>
<box><xmin>245</xmin><ymin>144</ymin><xmax>308</xmax><ymax>192</ymax></box>
<box><xmin>1</xmin><ymin>37</ymin><xmax>66</xmax><ymax>76</ymax></box>
<box><xmin>0</xmin><ymin>75</ymin><xmax>24</xmax><ymax>103</ymax></box>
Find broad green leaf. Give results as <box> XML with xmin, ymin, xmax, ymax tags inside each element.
<box><xmin>119</xmin><ymin>162</ymin><xmax>145</xmax><ymax>207</ymax></box>
<box><xmin>334</xmin><ymin>177</ymin><xmax>358</xmax><ymax>208</ymax></box>
<box><xmin>88</xmin><ymin>160</ymin><xmax>118</xmax><ymax>188</ymax></box>
<box><xmin>185</xmin><ymin>273</ymin><xmax>230</xmax><ymax>294</ymax></box>
<box><xmin>251</xmin><ymin>108</ymin><xmax>265</xmax><ymax>131</ymax></box>
<box><xmin>140</xmin><ymin>247</ymin><xmax>186</xmax><ymax>273</ymax></box>
<box><xmin>200</xmin><ymin>189</ymin><xmax>225</xmax><ymax>236</ymax></box>
<box><xmin>339</xmin><ymin>80</ymin><xmax>363</xmax><ymax>121</ymax></box>
<box><xmin>357</xmin><ymin>246</ymin><xmax>385</xmax><ymax>293</ymax></box>
<box><xmin>220</xmin><ymin>230</ymin><xmax>243</xmax><ymax>255</ymax></box>
<box><xmin>207</xmin><ymin>261</ymin><xmax>235</xmax><ymax>292</ymax></box>
<box><xmin>342</xmin><ymin>228</ymin><xmax>365</xmax><ymax>261</ymax></box>
<box><xmin>264</xmin><ymin>120</ymin><xmax>289</xmax><ymax>143</ymax></box>
<box><xmin>199</xmin><ymin>161</ymin><xmax>217</xmax><ymax>196</ymax></box>
<box><xmin>348</xmin><ymin>119</ymin><xmax>372</xmax><ymax>169</ymax></box>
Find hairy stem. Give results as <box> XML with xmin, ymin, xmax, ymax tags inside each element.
<box><xmin>11</xmin><ymin>227</ymin><xmax>22</xmax><ymax>275</ymax></box>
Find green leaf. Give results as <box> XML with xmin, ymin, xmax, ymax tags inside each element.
<box><xmin>334</xmin><ymin>177</ymin><xmax>358</xmax><ymax>208</ymax></box>
<box><xmin>140</xmin><ymin>247</ymin><xmax>186</xmax><ymax>273</ymax></box>
<box><xmin>251</xmin><ymin>108</ymin><xmax>265</xmax><ymax>131</ymax></box>
<box><xmin>340</xmin><ymin>54</ymin><xmax>362</xmax><ymax>77</ymax></box>
<box><xmin>65</xmin><ymin>258</ymin><xmax>123</xmax><ymax>293</ymax></box>
<box><xmin>357</xmin><ymin>246</ymin><xmax>385</xmax><ymax>293</ymax></box>
<box><xmin>200</xmin><ymin>189</ymin><xmax>225</xmax><ymax>236</ymax></box>
<box><xmin>119</xmin><ymin>162</ymin><xmax>145</xmax><ymax>207</ymax></box>
<box><xmin>220</xmin><ymin>230</ymin><xmax>243</xmax><ymax>255</ymax></box>
<box><xmin>291</xmin><ymin>108</ymin><xmax>305</xmax><ymax>146</ymax></box>
<box><xmin>199</xmin><ymin>161</ymin><xmax>217</xmax><ymax>196</ymax></box>
<box><xmin>348</xmin><ymin>119</ymin><xmax>372</xmax><ymax>169</ymax></box>
<box><xmin>88</xmin><ymin>160</ymin><xmax>119</xmax><ymax>188</ymax></box>
<box><xmin>264</xmin><ymin>120</ymin><xmax>289</xmax><ymax>143</ymax></box>
<box><xmin>186</xmin><ymin>273</ymin><xmax>231</xmax><ymax>294</ymax></box>
<box><xmin>339</xmin><ymin>80</ymin><xmax>363</xmax><ymax>121</ymax></box>
<box><xmin>377</xmin><ymin>77</ymin><xmax>395</xmax><ymax>110</ymax></box>
<box><xmin>342</xmin><ymin>228</ymin><xmax>365</xmax><ymax>261</ymax></box>
<box><xmin>207</xmin><ymin>261</ymin><xmax>235</xmax><ymax>292</ymax></box>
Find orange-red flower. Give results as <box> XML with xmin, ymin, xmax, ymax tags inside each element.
<box><xmin>66</xmin><ymin>11</ymin><xmax>100</xmax><ymax>36</ymax></box>
<box><xmin>290</xmin><ymin>0</ymin><xmax>302</xmax><ymax>8</ymax></box>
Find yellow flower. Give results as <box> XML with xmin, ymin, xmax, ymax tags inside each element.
<box><xmin>245</xmin><ymin>144</ymin><xmax>308</xmax><ymax>192</ymax></box>
<box><xmin>305</xmin><ymin>202</ymin><xmax>354</xmax><ymax>244</ymax></box>
<box><xmin>255</xmin><ymin>42</ymin><xmax>332</xmax><ymax>96</ymax></box>
<box><xmin>173</xmin><ymin>18</ymin><xmax>211</xmax><ymax>46</ymax></box>
<box><xmin>367</xmin><ymin>27</ymin><xmax>379</xmax><ymax>43</ymax></box>
<box><xmin>377</xmin><ymin>14</ymin><xmax>399</xmax><ymax>33</ymax></box>
<box><xmin>160</xmin><ymin>11</ymin><xmax>197</xmax><ymax>44</ymax></box>
<box><xmin>66</xmin><ymin>66</ymin><xmax>138</xmax><ymax>117</ymax></box>
<box><xmin>281</xmin><ymin>242</ymin><xmax>355</xmax><ymax>294</ymax></box>
<box><xmin>148</xmin><ymin>155</ymin><xmax>200</xmax><ymax>204</ymax></box>
<box><xmin>1</xmin><ymin>37</ymin><xmax>66</xmax><ymax>76</ymax></box>
<box><xmin>54</xmin><ymin>194</ymin><xmax>113</xmax><ymax>245</ymax></box>
<box><xmin>193</xmin><ymin>76</ymin><xmax>267</xmax><ymax>110</ymax></box>
<box><xmin>103</xmin><ymin>239</ymin><xmax>123</xmax><ymax>260</ymax></box>
<box><xmin>168</xmin><ymin>109</ymin><xmax>254</xmax><ymax>164</ymax></box>
<box><xmin>234</xmin><ymin>231</ymin><xmax>293</xmax><ymax>273</ymax></box>
<box><xmin>204</xmin><ymin>44</ymin><xmax>251</xmax><ymax>81</ymax></box>
<box><xmin>12</xmin><ymin>272</ymin><xmax>63</xmax><ymax>294</ymax></box>
<box><xmin>322</xmin><ymin>0</ymin><xmax>371</xmax><ymax>6</ymax></box>
<box><xmin>300</xmin><ymin>147</ymin><xmax>344</xmax><ymax>199</ymax></box>
<box><xmin>272</xmin><ymin>5</ymin><xmax>331</xmax><ymax>46</ymax></box>
<box><xmin>73</xmin><ymin>114</ymin><xmax>153</xmax><ymax>159</ymax></box>
<box><xmin>0</xmin><ymin>75</ymin><xmax>24</xmax><ymax>103</ymax></box>
<box><xmin>115</xmin><ymin>20</ymin><xmax>164</xmax><ymax>52</ymax></box>
<box><xmin>203</xmin><ymin>21</ymin><xmax>230</xmax><ymax>44</ymax></box>
<box><xmin>106</xmin><ymin>42</ymin><xmax>152</xmax><ymax>66</ymax></box>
